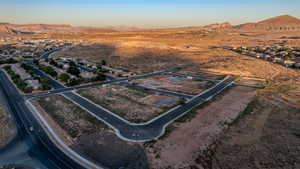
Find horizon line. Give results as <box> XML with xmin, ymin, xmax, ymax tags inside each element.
<box><xmin>1</xmin><ymin>14</ymin><xmax>299</xmax><ymax>29</ymax></box>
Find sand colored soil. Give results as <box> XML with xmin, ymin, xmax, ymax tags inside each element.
<box><xmin>0</xmin><ymin>105</ymin><xmax>15</xmax><ymax>148</ymax></box>
<box><xmin>78</xmin><ymin>84</ymin><xmax>179</xmax><ymax>123</ymax></box>
<box><xmin>144</xmin><ymin>86</ymin><xmax>256</xmax><ymax>169</ymax></box>
<box><xmin>132</xmin><ymin>74</ymin><xmax>211</xmax><ymax>95</ymax></box>
<box><xmin>32</xmin><ymin>99</ymin><xmax>74</xmax><ymax>146</ymax></box>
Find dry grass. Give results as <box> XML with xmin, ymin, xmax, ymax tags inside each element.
<box><xmin>34</xmin><ymin>95</ymin><xmax>108</xmax><ymax>139</ymax></box>
<box><xmin>78</xmin><ymin>84</ymin><xmax>179</xmax><ymax>123</ymax></box>
<box><xmin>131</xmin><ymin>74</ymin><xmax>213</xmax><ymax>95</ymax></box>
<box><xmin>0</xmin><ymin>105</ymin><xmax>13</xmax><ymax>148</ymax></box>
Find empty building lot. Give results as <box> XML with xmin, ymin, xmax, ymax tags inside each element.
<box><xmin>130</xmin><ymin>74</ymin><xmax>215</xmax><ymax>95</ymax></box>
<box><xmin>77</xmin><ymin>84</ymin><xmax>181</xmax><ymax>123</ymax></box>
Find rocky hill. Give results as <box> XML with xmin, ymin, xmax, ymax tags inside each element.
<box><xmin>236</xmin><ymin>15</ymin><xmax>300</xmax><ymax>31</ymax></box>
<box><xmin>0</xmin><ymin>24</ymin><xmax>10</xmax><ymax>33</ymax></box>
<box><xmin>0</xmin><ymin>24</ymin><xmax>133</xmax><ymax>34</ymax></box>
<box><xmin>203</xmin><ymin>22</ymin><xmax>232</xmax><ymax>30</ymax></box>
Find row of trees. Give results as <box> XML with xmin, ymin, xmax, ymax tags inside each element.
<box><xmin>21</xmin><ymin>63</ymin><xmax>52</xmax><ymax>91</ymax></box>
<box><xmin>67</xmin><ymin>66</ymin><xmax>80</xmax><ymax>76</ymax></box>
<box><xmin>36</xmin><ymin>58</ymin><xmax>108</xmax><ymax>87</ymax></box>
<box><xmin>38</xmin><ymin>64</ymin><xmax>58</xmax><ymax>77</ymax></box>
<box><xmin>63</xmin><ymin>72</ymin><xmax>106</xmax><ymax>87</ymax></box>
<box><xmin>0</xmin><ymin>58</ymin><xmax>19</xmax><ymax>65</ymax></box>
<box><xmin>3</xmin><ymin>65</ymin><xmax>32</xmax><ymax>93</ymax></box>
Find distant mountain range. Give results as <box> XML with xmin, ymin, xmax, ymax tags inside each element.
<box><xmin>235</xmin><ymin>15</ymin><xmax>300</xmax><ymax>31</ymax></box>
<box><xmin>1</xmin><ymin>15</ymin><xmax>300</xmax><ymax>34</ymax></box>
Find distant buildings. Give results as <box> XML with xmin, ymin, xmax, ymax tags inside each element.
<box><xmin>226</xmin><ymin>45</ymin><xmax>300</xmax><ymax>69</ymax></box>
<box><xmin>10</xmin><ymin>64</ymin><xmax>41</xmax><ymax>90</ymax></box>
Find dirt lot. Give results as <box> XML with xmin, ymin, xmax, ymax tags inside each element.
<box><xmin>78</xmin><ymin>84</ymin><xmax>180</xmax><ymax>123</ymax></box>
<box><xmin>32</xmin><ymin>94</ymin><xmax>149</xmax><ymax>169</ymax></box>
<box><xmin>131</xmin><ymin>74</ymin><xmax>214</xmax><ymax>95</ymax></box>
<box><xmin>52</xmin><ymin>42</ymin><xmax>197</xmax><ymax>74</ymax></box>
<box><xmin>0</xmin><ymin>105</ymin><xmax>15</xmax><ymax>148</ymax></box>
<box><xmin>32</xmin><ymin>94</ymin><xmax>109</xmax><ymax>143</ymax></box>
<box><xmin>0</xmin><ymin>89</ymin><xmax>16</xmax><ymax>149</ymax></box>
<box><xmin>142</xmin><ymin>86</ymin><xmax>256</xmax><ymax>169</ymax></box>
<box><xmin>197</xmin><ymin>73</ymin><xmax>300</xmax><ymax>169</ymax></box>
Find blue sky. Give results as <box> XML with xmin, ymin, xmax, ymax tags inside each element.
<box><xmin>1</xmin><ymin>0</ymin><xmax>300</xmax><ymax>27</ymax></box>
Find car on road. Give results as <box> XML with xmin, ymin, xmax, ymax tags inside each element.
<box><xmin>29</xmin><ymin>126</ymin><xmax>34</xmax><ymax>132</ymax></box>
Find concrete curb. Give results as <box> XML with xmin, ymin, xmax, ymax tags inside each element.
<box><xmin>25</xmin><ymin>100</ymin><xmax>103</xmax><ymax>169</ymax></box>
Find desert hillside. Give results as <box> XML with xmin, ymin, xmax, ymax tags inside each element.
<box><xmin>236</xmin><ymin>15</ymin><xmax>300</xmax><ymax>31</ymax></box>
<box><xmin>0</xmin><ymin>25</ymin><xmax>9</xmax><ymax>33</ymax></box>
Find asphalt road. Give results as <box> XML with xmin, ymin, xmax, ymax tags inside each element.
<box><xmin>0</xmin><ymin>70</ymin><xmax>86</xmax><ymax>169</ymax></box>
<box><xmin>73</xmin><ymin>65</ymin><xmax>193</xmax><ymax>99</ymax></box>
<box><xmin>25</xmin><ymin>69</ymin><xmax>171</xmax><ymax>99</ymax></box>
<box><xmin>23</xmin><ymin>49</ymin><xmax>235</xmax><ymax>141</ymax></box>
<box><xmin>55</xmin><ymin>74</ymin><xmax>235</xmax><ymax>141</ymax></box>
<box><xmin>171</xmin><ymin>72</ymin><xmax>264</xmax><ymax>89</ymax></box>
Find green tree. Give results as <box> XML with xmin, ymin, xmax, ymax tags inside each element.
<box><xmin>44</xmin><ymin>66</ymin><xmax>58</xmax><ymax>77</ymax></box>
<box><xmin>33</xmin><ymin>59</ymin><xmax>39</xmax><ymax>65</ymax></box>
<box><xmin>40</xmin><ymin>78</ymin><xmax>50</xmax><ymax>85</ymax></box>
<box><xmin>49</xmin><ymin>59</ymin><xmax>58</xmax><ymax>67</ymax></box>
<box><xmin>101</xmin><ymin>60</ymin><xmax>106</xmax><ymax>66</ymax></box>
<box><xmin>67</xmin><ymin>66</ymin><xmax>80</xmax><ymax>76</ymax></box>
<box><xmin>40</xmin><ymin>78</ymin><xmax>51</xmax><ymax>90</ymax></box>
<box><xmin>6</xmin><ymin>58</ymin><xmax>18</xmax><ymax>64</ymax></box>
<box><xmin>95</xmin><ymin>73</ymin><xmax>106</xmax><ymax>81</ymax></box>
<box><xmin>67</xmin><ymin>78</ymin><xmax>80</xmax><ymax>86</ymax></box>
<box><xmin>284</xmin><ymin>55</ymin><xmax>291</xmax><ymax>61</ymax></box>
<box><xmin>59</xmin><ymin>73</ymin><xmax>70</xmax><ymax>83</ymax></box>
<box><xmin>3</xmin><ymin>65</ymin><xmax>11</xmax><ymax>71</ymax></box>
<box><xmin>69</xmin><ymin>61</ymin><xmax>77</xmax><ymax>67</ymax></box>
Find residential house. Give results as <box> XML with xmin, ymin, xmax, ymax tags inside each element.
<box><xmin>26</xmin><ymin>80</ymin><xmax>41</xmax><ymax>90</ymax></box>
<box><xmin>284</xmin><ymin>60</ymin><xmax>296</xmax><ymax>67</ymax></box>
<box><xmin>80</xmin><ymin>72</ymin><xmax>97</xmax><ymax>79</ymax></box>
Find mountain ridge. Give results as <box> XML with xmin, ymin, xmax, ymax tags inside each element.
<box><xmin>236</xmin><ymin>15</ymin><xmax>300</xmax><ymax>31</ymax></box>
<box><xmin>1</xmin><ymin>15</ymin><xmax>300</xmax><ymax>34</ymax></box>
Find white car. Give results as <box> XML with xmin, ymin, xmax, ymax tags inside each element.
<box><xmin>29</xmin><ymin>126</ymin><xmax>34</xmax><ymax>132</ymax></box>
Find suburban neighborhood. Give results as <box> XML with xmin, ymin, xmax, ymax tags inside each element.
<box><xmin>222</xmin><ymin>45</ymin><xmax>300</xmax><ymax>68</ymax></box>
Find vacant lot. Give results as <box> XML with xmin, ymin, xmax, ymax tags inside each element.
<box><xmin>142</xmin><ymin>86</ymin><xmax>256</xmax><ymax>169</ymax></box>
<box><xmin>196</xmin><ymin>72</ymin><xmax>300</xmax><ymax>169</ymax></box>
<box><xmin>78</xmin><ymin>84</ymin><xmax>180</xmax><ymax>123</ymax></box>
<box><xmin>0</xmin><ymin>105</ymin><xmax>14</xmax><ymax>148</ymax></box>
<box><xmin>32</xmin><ymin>95</ymin><xmax>108</xmax><ymax>141</ymax></box>
<box><xmin>131</xmin><ymin>74</ymin><xmax>215</xmax><ymax>95</ymax></box>
<box><xmin>32</xmin><ymin>94</ymin><xmax>149</xmax><ymax>169</ymax></box>
<box><xmin>51</xmin><ymin>42</ymin><xmax>202</xmax><ymax>74</ymax></box>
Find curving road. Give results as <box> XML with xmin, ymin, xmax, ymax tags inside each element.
<box><xmin>63</xmin><ymin>76</ymin><xmax>235</xmax><ymax>141</ymax></box>
<box><xmin>0</xmin><ymin>70</ymin><xmax>88</xmax><ymax>168</ymax></box>
<box><xmin>0</xmin><ymin>47</ymin><xmax>236</xmax><ymax>169</ymax></box>
<box><xmin>25</xmin><ymin>61</ymin><xmax>235</xmax><ymax>141</ymax></box>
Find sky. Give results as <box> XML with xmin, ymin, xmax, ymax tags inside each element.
<box><xmin>1</xmin><ymin>0</ymin><xmax>300</xmax><ymax>28</ymax></box>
